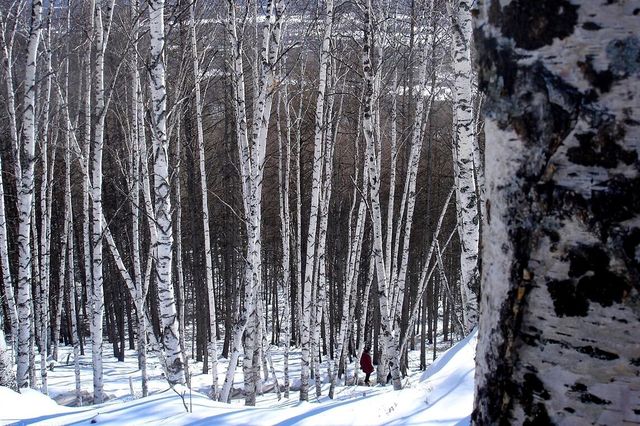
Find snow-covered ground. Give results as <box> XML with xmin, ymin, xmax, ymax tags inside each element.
<box><xmin>0</xmin><ymin>332</ymin><xmax>476</xmax><ymax>425</ymax></box>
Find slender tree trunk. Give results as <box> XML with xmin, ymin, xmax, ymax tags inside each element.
<box><xmin>277</xmin><ymin>87</ymin><xmax>292</xmax><ymax>398</ymax></box>
<box><xmin>15</xmin><ymin>0</ymin><xmax>43</xmax><ymax>388</ymax></box>
<box><xmin>65</xmin><ymin>138</ymin><xmax>82</xmax><ymax>405</ymax></box>
<box><xmin>148</xmin><ymin>0</ymin><xmax>185</xmax><ymax>386</ymax></box>
<box><xmin>190</xmin><ymin>2</ymin><xmax>218</xmax><ymax>398</ymax></box>
<box><xmin>174</xmin><ymin>107</ymin><xmax>189</xmax><ymax>389</ymax></box>
<box><xmin>220</xmin><ymin>0</ymin><xmax>283</xmax><ymax>405</ymax></box>
<box><xmin>300</xmin><ymin>0</ymin><xmax>334</xmax><ymax>401</ymax></box>
<box><xmin>450</xmin><ymin>0</ymin><xmax>478</xmax><ymax>332</ymax></box>
<box><xmin>81</xmin><ymin>0</ymin><xmax>94</xmax><ymax>377</ymax></box>
<box><xmin>90</xmin><ymin>0</ymin><xmax>109</xmax><ymax>402</ymax></box>
<box><xmin>361</xmin><ymin>0</ymin><xmax>402</xmax><ymax>391</ymax></box>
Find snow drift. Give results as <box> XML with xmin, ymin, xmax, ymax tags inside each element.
<box><xmin>0</xmin><ymin>332</ymin><xmax>476</xmax><ymax>425</ymax></box>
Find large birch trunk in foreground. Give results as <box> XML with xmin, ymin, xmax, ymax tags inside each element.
<box><xmin>473</xmin><ymin>0</ymin><xmax>640</xmax><ymax>423</ymax></box>
<box><xmin>148</xmin><ymin>0</ymin><xmax>185</xmax><ymax>386</ymax></box>
<box><xmin>451</xmin><ymin>0</ymin><xmax>479</xmax><ymax>332</ymax></box>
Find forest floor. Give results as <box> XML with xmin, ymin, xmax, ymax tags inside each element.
<box><xmin>0</xmin><ymin>331</ymin><xmax>476</xmax><ymax>425</ymax></box>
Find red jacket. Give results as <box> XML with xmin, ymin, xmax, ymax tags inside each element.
<box><xmin>360</xmin><ymin>351</ymin><xmax>374</xmax><ymax>374</ymax></box>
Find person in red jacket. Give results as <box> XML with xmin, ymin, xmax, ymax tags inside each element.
<box><xmin>360</xmin><ymin>346</ymin><xmax>374</xmax><ymax>386</ymax></box>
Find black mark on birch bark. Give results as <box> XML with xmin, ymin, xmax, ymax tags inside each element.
<box><xmin>497</xmin><ymin>0</ymin><xmax>578</xmax><ymax>50</ymax></box>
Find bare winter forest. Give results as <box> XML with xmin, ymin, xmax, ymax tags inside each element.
<box><xmin>0</xmin><ymin>0</ymin><xmax>638</xmax><ymax>424</ymax></box>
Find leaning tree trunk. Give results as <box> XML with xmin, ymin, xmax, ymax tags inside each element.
<box><xmin>148</xmin><ymin>0</ymin><xmax>185</xmax><ymax>386</ymax></box>
<box><xmin>473</xmin><ymin>0</ymin><xmax>640</xmax><ymax>424</ymax></box>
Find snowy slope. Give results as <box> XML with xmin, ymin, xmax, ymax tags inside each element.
<box><xmin>0</xmin><ymin>332</ymin><xmax>476</xmax><ymax>425</ymax></box>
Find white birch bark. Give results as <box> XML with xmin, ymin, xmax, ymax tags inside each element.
<box><xmin>65</xmin><ymin>143</ymin><xmax>82</xmax><ymax>406</ymax></box>
<box><xmin>384</xmin><ymin>70</ymin><xmax>398</xmax><ymax>285</ymax></box>
<box><xmin>312</xmin><ymin>73</ymin><xmax>343</xmax><ymax>397</ymax></box>
<box><xmin>173</xmin><ymin>109</ymin><xmax>189</xmax><ymax>389</ymax></box>
<box><xmin>293</xmin><ymin>62</ymin><xmax>305</xmax><ymax>346</ymax></box>
<box><xmin>450</xmin><ymin>0</ymin><xmax>479</xmax><ymax>331</ymax></box>
<box><xmin>473</xmin><ymin>0</ymin><xmax>640</xmax><ymax>422</ymax></box>
<box><xmin>28</xmin><ymin>205</ymin><xmax>37</xmax><ymax>388</ymax></box>
<box><xmin>81</xmin><ymin>0</ymin><xmax>94</xmax><ymax>382</ymax></box>
<box><xmin>277</xmin><ymin>87</ymin><xmax>292</xmax><ymax>398</ymax></box>
<box><xmin>90</xmin><ymin>0</ymin><xmax>109</xmax><ymax>402</ymax></box>
<box><xmin>148</xmin><ymin>0</ymin><xmax>185</xmax><ymax>386</ymax></box>
<box><xmin>15</xmin><ymin>0</ymin><xmax>43</xmax><ymax>388</ymax></box>
<box><xmin>472</xmin><ymin>94</ymin><xmax>486</xmax><ymax>223</ymax></box>
<box><xmin>38</xmin><ymin>10</ymin><xmax>54</xmax><ymax>392</ymax></box>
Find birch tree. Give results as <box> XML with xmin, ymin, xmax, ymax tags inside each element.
<box><xmin>15</xmin><ymin>0</ymin><xmax>43</xmax><ymax>388</ymax></box>
<box><xmin>449</xmin><ymin>0</ymin><xmax>478</xmax><ymax>332</ymax></box>
<box><xmin>148</xmin><ymin>0</ymin><xmax>186</xmax><ymax>386</ymax></box>
<box><xmin>299</xmin><ymin>0</ymin><xmax>334</xmax><ymax>401</ymax></box>
<box><xmin>219</xmin><ymin>0</ymin><xmax>284</xmax><ymax>405</ymax></box>
<box><xmin>277</xmin><ymin>86</ymin><xmax>292</xmax><ymax>398</ymax></box>
<box><xmin>361</xmin><ymin>0</ymin><xmax>402</xmax><ymax>391</ymax></box>
<box><xmin>129</xmin><ymin>0</ymin><xmax>150</xmax><ymax>397</ymax></box>
<box><xmin>37</xmin><ymin>5</ymin><xmax>54</xmax><ymax>393</ymax></box>
<box><xmin>474</xmin><ymin>0</ymin><xmax>640</xmax><ymax>423</ymax></box>
<box><xmin>89</xmin><ymin>0</ymin><xmax>119</xmax><ymax>402</ymax></box>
